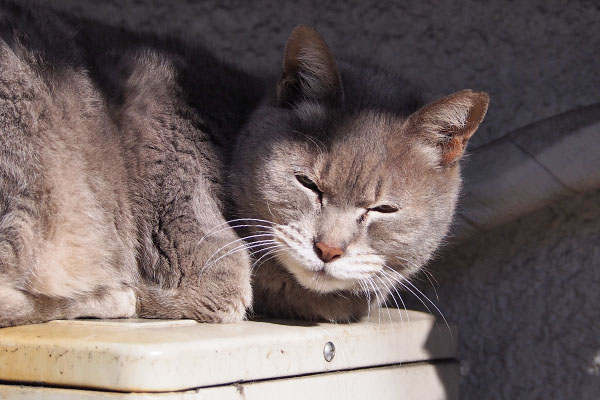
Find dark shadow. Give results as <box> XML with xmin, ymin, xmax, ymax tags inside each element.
<box><xmin>249</xmin><ymin>317</ymin><xmax>319</xmax><ymax>328</ymax></box>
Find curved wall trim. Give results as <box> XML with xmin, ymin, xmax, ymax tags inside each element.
<box><xmin>452</xmin><ymin>103</ymin><xmax>600</xmax><ymax>240</ymax></box>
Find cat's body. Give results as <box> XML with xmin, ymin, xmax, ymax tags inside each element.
<box><xmin>0</xmin><ymin>2</ymin><xmax>488</xmax><ymax>327</ymax></box>
<box><xmin>0</xmin><ymin>2</ymin><xmax>262</xmax><ymax>326</ymax></box>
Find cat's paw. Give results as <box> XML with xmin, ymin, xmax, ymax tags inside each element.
<box><xmin>215</xmin><ymin>272</ymin><xmax>252</xmax><ymax>323</ymax></box>
<box><xmin>110</xmin><ymin>287</ymin><xmax>137</xmax><ymax>318</ymax></box>
<box><xmin>218</xmin><ymin>297</ymin><xmax>249</xmax><ymax>323</ymax></box>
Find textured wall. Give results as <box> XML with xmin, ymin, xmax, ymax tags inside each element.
<box><xmin>43</xmin><ymin>0</ymin><xmax>600</xmax><ymax>149</ymax></box>
<box><xmin>28</xmin><ymin>1</ymin><xmax>600</xmax><ymax>398</ymax></box>
<box><xmin>412</xmin><ymin>188</ymin><xmax>600</xmax><ymax>399</ymax></box>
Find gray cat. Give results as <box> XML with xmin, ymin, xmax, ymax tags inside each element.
<box><xmin>0</xmin><ymin>2</ymin><xmax>488</xmax><ymax>327</ymax></box>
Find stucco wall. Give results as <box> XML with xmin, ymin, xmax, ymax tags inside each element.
<box><xmin>410</xmin><ymin>190</ymin><xmax>600</xmax><ymax>400</ymax></box>
<box><xmin>43</xmin><ymin>0</ymin><xmax>600</xmax><ymax>149</ymax></box>
<box><xmin>27</xmin><ymin>1</ymin><xmax>600</xmax><ymax>398</ymax></box>
<box><xmin>413</xmin><ymin>188</ymin><xmax>600</xmax><ymax>398</ymax></box>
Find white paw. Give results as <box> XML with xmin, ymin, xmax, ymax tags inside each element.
<box><xmin>112</xmin><ymin>287</ymin><xmax>137</xmax><ymax>318</ymax></box>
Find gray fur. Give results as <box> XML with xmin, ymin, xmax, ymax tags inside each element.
<box><xmin>0</xmin><ymin>6</ymin><xmax>488</xmax><ymax>326</ymax></box>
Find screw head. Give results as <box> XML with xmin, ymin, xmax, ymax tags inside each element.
<box><xmin>323</xmin><ymin>341</ymin><xmax>335</xmax><ymax>362</ymax></box>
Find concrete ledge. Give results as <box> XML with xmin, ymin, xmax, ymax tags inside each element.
<box><xmin>0</xmin><ymin>310</ymin><xmax>456</xmax><ymax>393</ymax></box>
<box><xmin>0</xmin><ymin>362</ymin><xmax>459</xmax><ymax>399</ymax></box>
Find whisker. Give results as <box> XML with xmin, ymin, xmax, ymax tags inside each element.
<box><xmin>421</xmin><ymin>268</ymin><xmax>440</xmax><ymax>301</ymax></box>
<box><xmin>202</xmin><ymin>233</ymin><xmax>275</xmax><ymax>269</ymax></box>
<box><xmin>358</xmin><ymin>279</ymin><xmax>372</xmax><ymax>318</ymax></box>
<box><xmin>364</xmin><ymin>277</ymin><xmax>382</xmax><ymax>325</ymax></box>
<box><xmin>379</xmin><ymin>269</ymin><xmax>411</xmax><ymax>324</ymax></box>
<box><xmin>383</xmin><ymin>266</ymin><xmax>435</xmax><ymax>316</ymax></box>
<box><xmin>372</xmin><ymin>275</ymin><xmax>395</xmax><ymax>327</ymax></box>
<box><xmin>206</xmin><ymin>240</ymin><xmax>278</xmax><ymax>271</ymax></box>
<box><xmin>251</xmin><ymin>247</ymin><xmax>286</xmax><ymax>271</ymax></box>
<box><xmin>376</xmin><ymin>271</ymin><xmax>407</xmax><ymax>360</ymax></box>
<box><xmin>397</xmin><ymin>271</ymin><xmax>451</xmax><ymax>330</ymax></box>
<box><xmin>197</xmin><ymin>217</ymin><xmax>281</xmax><ymax>244</ymax></box>
<box><xmin>197</xmin><ymin>224</ymin><xmax>274</xmax><ymax>246</ymax></box>
<box><xmin>202</xmin><ymin>238</ymin><xmax>276</xmax><ymax>273</ymax></box>
<box><xmin>247</xmin><ymin>243</ymin><xmax>283</xmax><ymax>259</ymax></box>
<box><xmin>384</xmin><ymin>265</ymin><xmax>453</xmax><ymax>340</ymax></box>
<box><xmin>225</xmin><ymin>217</ymin><xmax>281</xmax><ymax>226</ymax></box>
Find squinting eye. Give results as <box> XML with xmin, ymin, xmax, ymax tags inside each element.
<box><xmin>369</xmin><ymin>205</ymin><xmax>399</xmax><ymax>213</ymax></box>
<box><xmin>295</xmin><ymin>174</ymin><xmax>321</xmax><ymax>194</ymax></box>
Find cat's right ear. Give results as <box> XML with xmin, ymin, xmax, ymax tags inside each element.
<box><xmin>278</xmin><ymin>25</ymin><xmax>344</xmax><ymax>108</ymax></box>
<box><xmin>406</xmin><ymin>89</ymin><xmax>489</xmax><ymax>166</ymax></box>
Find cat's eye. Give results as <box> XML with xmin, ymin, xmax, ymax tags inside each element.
<box><xmin>369</xmin><ymin>205</ymin><xmax>399</xmax><ymax>213</ymax></box>
<box><xmin>295</xmin><ymin>174</ymin><xmax>321</xmax><ymax>195</ymax></box>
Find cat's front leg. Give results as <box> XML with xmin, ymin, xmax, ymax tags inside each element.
<box><xmin>175</xmin><ymin>226</ymin><xmax>253</xmax><ymax>323</ymax></box>
<box><xmin>136</xmin><ymin>207</ymin><xmax>252</xmax><ymax>323</ymax></box>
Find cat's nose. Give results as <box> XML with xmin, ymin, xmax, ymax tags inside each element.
<box><xmin>314</xmin><ymin>242</ymin><xmax>344</xmax><ymax>263</ymax></box>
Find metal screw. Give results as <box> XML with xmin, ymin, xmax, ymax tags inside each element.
<box><xmin>323</xmin><ymin>341</ymin><xmax>335</xmax><ymax>362</ymax></box>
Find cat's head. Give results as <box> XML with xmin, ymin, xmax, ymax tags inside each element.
<box><xmin>230</xmin><ymin>25</ymin><xmax>488</xmax><ymax>295</ymax></box>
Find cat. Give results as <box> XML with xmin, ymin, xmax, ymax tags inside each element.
<box><xmin>0</xmin><ymin>1</ymin><xmax>488</xmax><ymax>327</ymax></box>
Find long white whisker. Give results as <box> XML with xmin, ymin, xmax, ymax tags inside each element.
<box><xmin>202</xmin><ymin>238</ymin><xmax>276</xmax><ymax>273</ymax></box>
<box><xmin>421</xmin><ymin>269</ymin><xmax>440</xmax><ymax>301</ymax></box>
<box><xmin>394</xmin><ymin>255</ymin><xmax>423</xmax><ymax>271</ymax></box>
<box><xmin>365</xmin><ymin>278</ymin><xmax>382</xmax><ymax>325</ymax></box>
<box><xmin>246</xmin><ymin>243</ymin><xmax>283</xmax><ymax>259</ymax></box>
<box><xmin>384</xmin><ymin>265</ymin><xmax>453</xmax><ymax>340</ymax></box>
<box><xmin>397</xmin><ymin>271</ymin><xmax>451</xmax><ymax>328</ymax></box>
<box><xmin>358</xmin><ymin>279</ymin><xmax>372</xmax><ymax>318</ymax></box>
<box><xmin>253</xmin><ymin>252</ymin><xmax>287</xmax><ymax>276</ymax></box>
<box><xmin>204</xmin><ymin>218</ymin><xmax>277</xmax><ymax>236</ymax></box>
<box><xmin>383</xmin><ymin>266</ymin><xmax>435</xmax><ymax>316</ymax></box>
<box><xmin>379</xmin><ymin>269</ymin><xmax>411</xmax><ymax>324</ymax></box>
<box><xmin>375</xmin><ymin>272</ymin><xmax>407</xmax><ymax>360</ymax></box>
<box><xmin>202</xmin><ymin>233</ymin><xmax>275</xmax><ymax>270</ymax></box>
<box><xmin>206</xmin><ymin>240</ymin><xmax>278</xmax><ymax>271</ymax></box>
<box><xmin>197</xmin><ymin>224</ymin><xmax>274</xmax><ymax>246</ymax></box>
<box><xmin>373</xmin><ymin>275</ymin><xmax>394</xmax><ymax>327</ymax></box>
<box><xmin>251</xmin><ymin>247</ymin><xmax>286</xmax><ymax>269</ymax></box>
<box><xmin>378</xmin><ymin>272</ymin><xmax>405</xmax><ymax>318</ymax></box>
<box><xmin>197</xmin><ymin>217</ymin><xmax>281</xmax><ymax>245</ymax></box>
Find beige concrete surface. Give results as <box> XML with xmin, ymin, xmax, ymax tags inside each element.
<box><xmin>0</xmin><ymin>362</ymin><xmax>458</xmax><ymax>399</ymax></box>
<box><xmin>0</xmin><ymin>310</ymin><xmax>456</xmax><ymax>393</ymax></box>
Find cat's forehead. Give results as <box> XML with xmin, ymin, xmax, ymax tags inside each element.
<box><xmin>312</xmin><ymin>111</ymin><xmax>415</xmax><ymax>205</ymax></box>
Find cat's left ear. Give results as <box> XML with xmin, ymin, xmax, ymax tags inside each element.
<box><xmin>407</xmin><ymin>89</ymin><xmax>489</xmax><ymax>166</ymax></box>
<box><xmin>278</xmin><ymin>25</ymin><xmax>344</xmax><ymax>108</ymax></box>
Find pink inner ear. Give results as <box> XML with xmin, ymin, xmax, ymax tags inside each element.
<box><xmin>442</xmin><ymin>93</ymin><xmax>489</xmax><ymax>165</ymax></box>
<box><xmin>440</xmin><ymin>132</ymin><xmax>470</xmax><ymax>165</ymax></box>
<box><xmin>411</xmin><ymin>90</ymin><xmax>489</xmax><ymax>166</ymax></box>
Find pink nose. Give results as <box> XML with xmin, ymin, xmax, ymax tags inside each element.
<box><xmin>314</xmin><ymin>242</ymin><xmax>344</xmax><ymax>263</ymax></box>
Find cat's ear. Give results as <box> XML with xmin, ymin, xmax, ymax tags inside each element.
<box><xmin>278</xmin><ymin>25</ymin><xmax>343</xmax><ymax>108</ymax></box>
<box><xmin>407</xmin><ymin>89</ymin><xmax>489</xmax><ymax>166</ymax></box>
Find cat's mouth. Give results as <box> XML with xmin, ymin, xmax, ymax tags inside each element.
<box><xmin>274</xmin><ymin>248</ymin><xmax>378</xmax><ymax>293</ymax></box>
<box><xmin>270</xmin><ymin>225</ymin><xmax>382</xmax><ymax>293</ymax></box>
<box><xmin>281</xmin><ymin>256</ymin><xmax>359</xmax><ymax>292</ymax></box>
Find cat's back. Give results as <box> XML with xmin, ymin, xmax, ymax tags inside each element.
<box><xmin>0</xmin><ymin>2</ymin><xmax>141</xmax><ymax>299</ymax></box>
<box><xmin>0</xmin><ymin>2</ymin><xmax>120</xmax><ymax>167</ymax></box>
<box><xmin>0</xmin><ymin>2</ymin><xmax>91</xmax><ymax>112</ymax></box>
<box><xmin>0</xmin><ymin>1</ymin><xmax>263</xmax><ymax>302</ymax></box>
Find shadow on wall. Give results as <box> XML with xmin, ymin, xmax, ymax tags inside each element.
<box><xmin>423</xmin><ymin>321</ymin><xmax>461</xmax><ymax>399</ymax></box>
<box><xmin>42</xmin><ymin>0</ymin><xmax>600</xmax><ymax>148</ymax></box>
<box><xmin>412</xmin><ymin>188</ymin><xmax>600</xmax><ymax>399</ymax></box>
